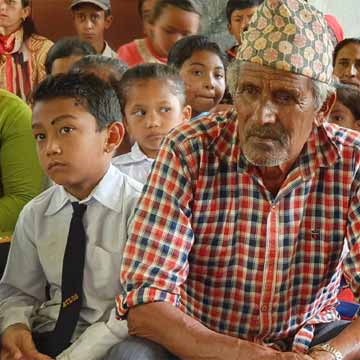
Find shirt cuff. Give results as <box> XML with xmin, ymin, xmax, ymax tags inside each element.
<box><xmin>116</xmin><ymin>287</ymin><xmax>180</xmax><ymax>319</ymax></box>
<box><xmin>0</xmin><ymin>307</ymin><xmax>32</xmax><ymax>334</ymax></box>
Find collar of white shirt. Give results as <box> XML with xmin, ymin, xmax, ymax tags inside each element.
<box><xmin>44</xmin><ymin>164</ymin><xmax>125</xmax><ymax>216</ymax></box>
<box><xmin>102</xmin><ymin>41</ymin><xmax>117</xmax><ymax>58</ymax></box>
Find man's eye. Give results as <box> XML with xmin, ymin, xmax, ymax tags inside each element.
<box><xmin>239</xmin><ymin>85</ymin><xmax>259</xmax><ymax>96</ymax></box>
<box><xmin>60</xmin><ymin>127</ymin><xmax>73</xmax><ymax>134</ymax></box>
<box><xmin>192</xmin><ymin>70</ymin><xmax>202</xmax><ymax>77</ymax></box>
<box><xmin>160</xmin><ymin>107</ymin><xmax>171</xmax><ymax>113</ymax></box>
<box><xmin>215</xmin><ymin>73</ymin><xmax>224</xmax><ymax>80</ymax></box>
<box><xmin>331</xmin><ymin>114</ymin><xmax>344</xmax><ymax>123</ymax></box>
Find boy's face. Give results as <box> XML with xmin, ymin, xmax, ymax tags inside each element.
<box><xmin>179</xmin><ymin>50</ymin><xmax>226</xmax><ymax>117</ymax></box>
<box><xmin>124</xmin><ymin>78</ymin><xmax>191</xmax><ymax>159</ymax></box>
<box><xmin>141</xmin><ymin>0</ymin><xmax>157</xmax><ymax>36</ymax></box>
<box><xmin>0</xmin><ymin>0</ymin><xmax>30</xmax><ymax>32</ymax></box>
<box><xmin>228</xmin><ymin>7</ymin><xmax>257</xmax><ymax>45</ymax></box>
<box><xmin>329</xmin><ymin>100</ymin><xmax>360</xmax><ymax>131</ymax></box>
<box><xmin>72</xmin><ymin>3</ymin><xmax>112</xmax><ymax>52</ymax></box>
<box><xmin>32</xmin><ymin>97</ymin><xmax>120</xmax><ymax>199</ymax></box>
<box><xmin>150</xmin><ymin>5</ymin><xmax>200</xmax><ymax>58</ymax></box>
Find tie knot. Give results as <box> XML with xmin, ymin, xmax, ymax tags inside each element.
<box><xmin>71</xmin><ymin>202</ymin><xmax>87</xmax><ymax>218</ymax></box>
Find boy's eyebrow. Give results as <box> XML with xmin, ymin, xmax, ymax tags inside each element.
<box><xmin>32</xmin><ymin>114</ymin><xmax>78</xmax><ymax>129</ymax></box>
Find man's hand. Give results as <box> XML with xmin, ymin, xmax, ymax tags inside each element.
<box><xmin>1</xmin><ymin>323</ymin><xmax>53</xmax><ymax>360</ymax></box>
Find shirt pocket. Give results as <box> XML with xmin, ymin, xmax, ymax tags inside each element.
<box><xmin>84</xmin><ymin>245</ymin><xmax>123</xmax><ymax>300</ymax></box>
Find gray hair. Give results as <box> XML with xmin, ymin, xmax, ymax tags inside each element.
<box><xmin>227</xmin><ymin>60</ymin><xmax>335</xmax><ymax>113</ymax></box>
<box><xmin>70</xmin><ymin>55</ymin><xmax>128</xmax><ymax>82</ymax></box>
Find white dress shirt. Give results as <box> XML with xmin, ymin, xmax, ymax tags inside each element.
<box><xmin>102</xmin><ymin>41</ymin><xmax>117</xmax><ymax>59</ymax></box>
<box><xmin>0</xmin><ymin>165</ymin><xmax>142</xmax><ymax>360</ymax></box>
<box><xmin>112</xmin><ymin>143</ymin><xmax>154</xmax><ymax>185</ymax></box>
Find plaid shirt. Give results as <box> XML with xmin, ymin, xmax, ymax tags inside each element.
<box><xmin>117</xmin><ymin>111</ymin><xmax>360</xmax><ymax>352</ymax></box>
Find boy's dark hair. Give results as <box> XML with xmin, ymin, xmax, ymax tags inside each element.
<box><xmin>168</xmin><ymin>35</ymin><xmax>228</xmax><ymax>70</ymax></box>
<box><xmin>226</xmin><ymin>0</ymin><xmax>264</xmax><ymax>23</ymax></box>
<box><xmin>138</xmin><ymin>0</ymin><xmax>146</xmax><ymax>17</ymax></box>
<box><xmin>333</xmin><ymin>38</ymin><xmax>360</xmax><ymax>66</ymax></box>
<box><xmin>70</xmin><ymin>54</ymin><xmax>128</xmax><ymax>82</ymax></box>
<box><xmin>32</xmin><ymin>73</ymin><xmax>122</xmax><ymax>129</ymax></box>
<box><xmin>71</xmin><ymin>3</ymin><xmax>112</xmax><ymax>17</ymax></box>
<box><xmin>117</xmin><ymin>63</ymin><xmax>186</xmax><ymax>116</ymax></box>
<box><xmin>150</xmin><ymin>0</ymin><xmax>202</xmax><ymax>24</ymax></box>
<box><xmin>45</xmin><ymin>37</ymin><xmax>97</xmax><ymax>75</ymax></box>
<box><xmin>336</xmin><ymin>84</ymin><xmax>360</xmax><ymax>121</ymax></box>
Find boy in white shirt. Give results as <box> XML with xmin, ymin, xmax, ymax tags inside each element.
<box><xmin>0</xmin><ymin>73</ymin><xmax>142</xmax><ymax>359</ymax></box>
<box><xmin>112</xmin><ymin>63</ymin><xmax>191</xmax><ymax>184</ymax></box>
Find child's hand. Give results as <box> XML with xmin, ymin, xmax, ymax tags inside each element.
<box><xmin>1</xmin><ymin>323</ymin><xmax>53</xmax><ymax>360</ymax></box>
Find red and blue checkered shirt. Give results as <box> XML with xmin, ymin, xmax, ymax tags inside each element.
<box><xmin>117</xmin><ymin>112</ymin><xmax>360</xmax><ymax>352</ymax></box>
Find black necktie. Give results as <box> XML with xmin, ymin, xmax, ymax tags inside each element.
<box><xmin>36</xmin><ymin>202</ymin><xmax>87</xmax><ymax>356</ymax></box>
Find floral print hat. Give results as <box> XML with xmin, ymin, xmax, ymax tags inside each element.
<box><xmin>237</xmin><ymin>0</ymin><xmax>334</xmax><ymax>83</ymax></box>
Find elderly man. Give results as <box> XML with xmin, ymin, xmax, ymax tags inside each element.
<box><xmin>112</xmin><ymin>1</ymin><xmax>360</xmax><ymax>359</ymax></box>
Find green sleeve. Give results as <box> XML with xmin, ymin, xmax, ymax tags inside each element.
<box><xmin>0</xmin><ymin>91</ymin><xmax>43</xmax><ymax>237</ymax></box>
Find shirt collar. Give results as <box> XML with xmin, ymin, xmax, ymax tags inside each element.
<box><xmin>130</xmin><ymin>142</ymin><xmax>153</xmax><ymax>162</ymax></box>
<box><xmin>102</xmin><ymin>41</ymin><xmax>116</xmax><ymax>58</ymax></box>
<box><xmin>45</xmin><ymin>164</ymin><xmax>125</xmax><ymax>216</ymax></box>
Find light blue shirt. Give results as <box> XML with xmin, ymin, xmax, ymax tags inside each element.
<box><xmin>112</xmin><ymin>143</ymin><xmax>154</xmax><ymax>185</ymax></box>
<box><xmin>0</xmin><ymin>165</ymin><xmax>142</xmax><ymax>360</ymax></box>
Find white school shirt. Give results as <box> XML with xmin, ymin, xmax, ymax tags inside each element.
<box><xmin>0</xmin><ymin>165</ymin><xmax>142</xmax><ymax>360</ymax></box>
<box><xmin>102</xmin><ymin>41</ymin><xmax>117</xmax><ymax>58</ymax></box>
<box><xmin>112</xmin><ymin>143</ymin><xmax>154</xmax><ymax>185</ymax></box>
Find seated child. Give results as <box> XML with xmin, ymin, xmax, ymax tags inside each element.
<box><xmin>117</xmin><ymin>0</ymin><xmax>201</xmax><ymax>67</ymax></box>
<box><xmin>329</xmin><ymin>84</ymin><xmax>360</xmax><ymax>132</ymax></box>
<box><xmin>225</xmin><ymin>0</ymin><xmax>264</xmax><ymax>60</ymax></box>
<box><xmin>70</xmin><ymin>55</ymin><xmax>132</xmax><ymax>155</ymax></box>
<box><xmin>70</xmin><ymin>0</ymin><xmax>117</xmax><ymax>58</ymax></box>
<box><xmin>168</xmin><ymin>35</ymin><xmax>227</xmax><ymax>120</ymax></box>
<box><xmin>45</xmin><ymin>37</ymin><xmax>96</xmax><ymax>75</ymax></box>
<box><xmin>0</xmin><ymin>73</ymin><xmax>142</xmax><ymax>359</ymax></box>
<box><xmin>112</xmin><ymin>63</ymin><xmax>191</xmax><ymax>184</ymax></box>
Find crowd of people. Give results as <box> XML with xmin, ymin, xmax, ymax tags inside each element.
<box><xmin>0</xmin><ymin>0</ymin><xmax>360</xmax><ymax>359</ymax></box>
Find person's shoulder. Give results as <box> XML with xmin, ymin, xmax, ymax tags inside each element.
<box><xmin>324</xmin><ymin>123</ymin><xmax>360</xmax><ymax>150</ymax></box>
<box><xmin>0</xmin><ymin>89</ymin><xmax>31</xmax><ymax>120</ymax></box>
<box><xmin>0</xmin><ymin>89</ymin><xmax>27</xmax><ymax>105</ymax></box>
<box><xmin>26</xmin><ymin>34</ymin><xmax>53</xmax><ymax>52</ymax></box>
<box><xmin>117</xmin><ymin>38</ymin><xmax>145</xmax><ymax>66</ymax></box>
<box><xmin>20</xmin><ymin>185</ymin><xmax>61</xmax><ymax>218</ymax></box>
<box><xmin>108</xmin><ymin>165</ymin><xmax>143</xmax><ymax>196</ymax></box>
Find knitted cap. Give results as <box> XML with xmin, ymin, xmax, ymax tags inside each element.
<box><xmin>237</xmin><ymin>0</ymin><xmax>334</xmax><ymax>83</ymax></box>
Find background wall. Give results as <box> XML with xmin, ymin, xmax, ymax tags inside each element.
<box><xmin>309</xmin><ymin>0</ymin><xmax>360</xmax><ymax>38</ymax></box>
<box><xmin>31</xmin><ymin>0</ymin><xmax>359</xmax><ymax>52</ymax></box>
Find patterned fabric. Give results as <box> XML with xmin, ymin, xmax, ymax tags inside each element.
<box><xmin>0</xmin><ymin>28</ymin><xmax>53</xmax><ymax>102</ymax></box>
<box><xmin>117</xmin><ymin>111</ymin><xmax>360</xmax><ymax>353</ymax></box>
<box><xmin>237</xmin><ymin>0</ymin><xmax>334</xmax><ymax>83</ymax></box>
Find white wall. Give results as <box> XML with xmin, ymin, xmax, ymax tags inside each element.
<box><xmin>309</xmin><ymin>0</ymin><xmax>360</xmax><ymax>38</ymax></box>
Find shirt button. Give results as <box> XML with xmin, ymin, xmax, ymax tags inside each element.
<box><xmin>261</xmin><ymin>305</ymin><xmax>268</xmax><ymax>312</ymax></box>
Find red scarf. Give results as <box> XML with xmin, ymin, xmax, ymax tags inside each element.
<box><xmin>0</xmin><ymin>33</ymin><xmax>16</xmax><ymax>54</ymax></box>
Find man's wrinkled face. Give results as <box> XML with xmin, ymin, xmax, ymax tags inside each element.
<box><xmin>234</xmin><ymin>62</ymin><xmax>319</xmax><ymax>167</ymax></box>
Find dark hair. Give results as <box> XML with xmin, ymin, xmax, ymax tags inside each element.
<box><xmin>71</xmin><ymin>3</ymin><xmax>112</xmax><ymax>17</ymax></box>
<box><xmin>336</xmin><ymin>84</ymin><xmax>360</xmax><ymax>120</ymax></box>
<box><xmin>70</xmin><ymin>54</ymin><xmax>128</xmax><ymax>82</ymax></box>
<box><xmin>117</xmin><ymin>63</ymin><xmax>186</xmax><ymax>116</ymax></box>
<box><xmin>138</xmin><ymin>0</ymin><xmax>146</xmax><ymax>17</ymax></box>
<box><xmin>150</xmin><ymin>0</ymin><xmax>202</xmax><ymax>24</ymax></box>
<box><xmin>333</xmin><ymin>38</ymin><xmax>360</xmax><ymax>66</ymax></box>
<box><xmin>45</xmin><ymin>37</ymin><xmax>96</xmax><ymax>75</ymax></box>
<box><xmin>21</xmin><ymin>0</ymin><xmax>37</xmax><ymax>40</ymax></box>
<box><xmin>168</xmin><ymin>35</ymin><xmax>228</xmax><ymax>70</ymax></box>
<box><xmin>226</xmin><ymin>0</ymin><xmax>264</xmax><ymax>23</ymax></box>
<box><xmin>32</xmin><ymin>73</ymin><xmax>122</xmax><ymax>129</ymax></box>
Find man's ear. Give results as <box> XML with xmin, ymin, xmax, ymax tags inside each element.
<box><xmin>104</xmin><ymin>122</ymin><xmax>124</xmax><ymax>154</ymax></box>
<box><xmin>314</xmin><ymin>92</ymin><xmax>336</xmax><ymax>126</ymax></box>
<box><xmin>104</xmin><ymin>14</ymin><xmax>113</xmax><ymax>30</ymax></box>
<box><xmin>227</xmin><ymin>23</ymin><xmax>233</xmax><ymax>36</ymax></box>
<box><xmin>182</xmin><ymin>105</ymin><xmax>192</xmax><ymax>122</ymax></box>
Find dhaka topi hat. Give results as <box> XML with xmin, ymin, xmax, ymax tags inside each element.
<box><xmin>237</xmin><ymin>0</ymin><xmax>334</xmax><ymax>83</ymax></box>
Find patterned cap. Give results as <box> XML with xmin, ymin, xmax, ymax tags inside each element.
<box><xmin>237</xmin><ymin>0</ymin><xmax>334</xmax><ymax>83</ymax></box>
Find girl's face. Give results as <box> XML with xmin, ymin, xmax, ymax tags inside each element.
<box><xmin>329</xmin><ymin>100</ymin><xmax>360</xmax><ymax>131</ymax></box>
<box><xmin>150</xmin><ymin>5</ymin><xmax>200</xmax><ymax>58</ymax></box>
<box><xmin>124</xmin><ymin>78</ymin><xmax>191</xmax><ymax>159</ymax></box>
<box><xmin>179</xmin><ymin>50</ymin><xmax>226</xmax><ymax>117</ymax></box>
<box><xmin>0</xmin><ymin>0</ymin><xmax>30</xmax><ymax>34</ymax></box>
